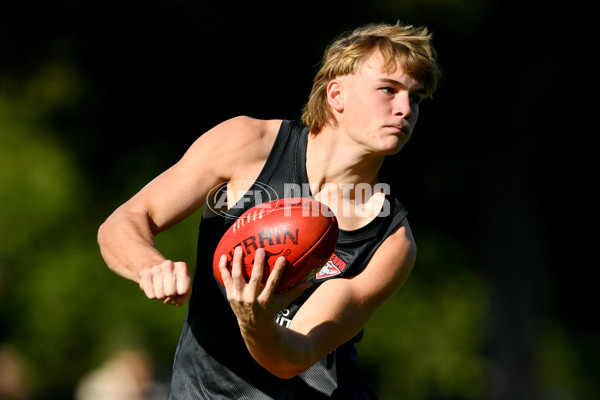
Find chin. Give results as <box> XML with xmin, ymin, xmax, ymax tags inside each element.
<box><xmin>383</xmin><ymin>147</ymin><xmax>404</xmax><ymax>156</ymax></box>
<box><xmin>379</xmin><ymin>140</ymin><xmax>407</xmax><ymax>156</ymax></box>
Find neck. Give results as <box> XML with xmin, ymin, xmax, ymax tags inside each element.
<box><xmin>306</xmin><ymin>126</ymin><xmax>385</xmax><ymax>194</ymax></box>
<box><xmin>305</xmin><ymin>126</ymin><xmax>389</xmax><ymax>230</ymax></box>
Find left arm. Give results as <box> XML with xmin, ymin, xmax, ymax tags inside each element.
<box><xmin>220</xmin><ymin>219</ymin><xmax>416</xmax><ymax>378</ymax></box>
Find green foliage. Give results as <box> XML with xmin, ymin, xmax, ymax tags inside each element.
<box><xmin>359</xmin><ymin>230</ymin><xmax>488</xmax><ymax>399</ymax></box>
<box><xmin>536</xmin><ymin>319</ymin><xmax>600</xmax><ymax>399</ymax></box>
<box><xmin>0</xmin><ymin>98</ymin><xmax>81</xmax><ymax>254</ymax></box>
<box><xmin>0</xmin><ymin>75</ymin><xmax>192</xmax><ymax>397</ymax></box>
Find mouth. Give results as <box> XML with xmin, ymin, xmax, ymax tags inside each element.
<box><xmin>386</xmin><ymin>124</ymin><xmax>410</xmax><ymax>136</ymax></box>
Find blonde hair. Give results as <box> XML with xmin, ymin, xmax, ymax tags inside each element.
<box><xmin>301</xmin><ymin>22</ymin><xmax>441</xmax><ymax>133</ymax></box>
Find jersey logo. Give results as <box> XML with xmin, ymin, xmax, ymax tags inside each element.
<box><xmin>275</xmin><ymin>308</ymin><xmax>292</xmax><ymax>327</ymax></box>
<box><xmin>315</xmin><ymin>253</ymin><xmax>348</xmax><ymax>280</ymax></box>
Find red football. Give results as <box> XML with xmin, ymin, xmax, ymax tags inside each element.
<box><xmin>213</xmin><ymin>197</ymin><xmax>338</xmax><ymax>292</ymax></box>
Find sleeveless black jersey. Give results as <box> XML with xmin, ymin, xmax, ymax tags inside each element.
<box><xmin>167</xmin><ymin>120</ymin><xmax>408</xmax><ymax>399</ymax></box>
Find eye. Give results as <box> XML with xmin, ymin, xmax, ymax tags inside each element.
<box><xmin>380</xmin><ymin>87</ymin><xmax>396</xmax><ymax>95</ymax></box>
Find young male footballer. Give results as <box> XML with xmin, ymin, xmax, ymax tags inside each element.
<box><xmin>98</xmin><ymin>21</ymin><xmax>441</xmax><ymax>399</ymax></box>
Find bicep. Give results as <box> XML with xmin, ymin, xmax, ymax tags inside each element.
<box><xmin>289</xmin><ymin>220</ymin><xmax>416</xmax><ymax>359</ymax></box>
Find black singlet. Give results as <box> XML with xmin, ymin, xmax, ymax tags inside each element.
<box><xmin>167</xmin><ymin>120</ymin><xmax>408</xmax><ymax>399</ymax></box>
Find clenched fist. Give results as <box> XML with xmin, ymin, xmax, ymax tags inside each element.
<box><xmin>139</xmin><ymin>260</ymin><xmax>192</xmax><ymax>306</ymax></box>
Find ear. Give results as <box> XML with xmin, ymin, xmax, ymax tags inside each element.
<box><xmin>326</xmin><ymin>79</ymin><xmax>344</xmax><ymax>113</ymax></box>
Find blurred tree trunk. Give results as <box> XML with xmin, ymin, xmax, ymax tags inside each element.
<box><xmin>472</xmin><ymin>3</ymin><xmax>558</xmax><ymax>398</ymax></box>
<box><xmin>478</xmin><ymin>157</ymin><xmax>546</xmax><ymax>400</ymax></box>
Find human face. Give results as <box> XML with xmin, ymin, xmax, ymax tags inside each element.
<box><xmin>333</xmin><ymin>50</ymin><xmax>425</xmax><ymax>155</ymax></box>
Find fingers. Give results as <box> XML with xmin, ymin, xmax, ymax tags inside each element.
<box><xmin>221</xmin><ymin>246</ymin><xmax>264</xmax><ymax>295</ymax></box>
<box><xmin>230</xmin><ymin>246</ymin><xmax>246</xmax><ymax>291</ymax></box>
<box><xmin>139</xmin><ymin>260</ymin><xmax>192</xmax><ymax>306</ymax></box>
<box><xmin>260</xmin><ymin>256</ymin><xmax>311</xmax><ymax>304</ymax></box>
<box><xmin>260</xmin><ymin>256</ymin><xmax>287</xmax><ymax>297</ymax></box>
<box><xmin>224</xmin><ymin>250</ymin><xmax>307</xmax><ymax>299</ymax></box>
<box><xmin>248</xmin><ymin>248</ymin><xmax>265</xmax><ymax>296</ymax></box>
<box><xmin>174</xmin><ymin>261</ymin><xmax>192</xmax><ymax>296</ymax></box>
<box><xmin>218</xmin><ymin>253</ymin><xmax>233</xmax><ymax>288</ymax></box>
<box><xmin>219</xmin><ymin>250</ymin><xmax>310</xmax><ymax>331</ymax></box>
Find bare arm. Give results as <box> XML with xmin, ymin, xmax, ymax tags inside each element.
<box><xmin>98</xmin><ymin>116</ymin><xmax>280</xmax><ymax>304</ymax></box>
<box><xmin>220</xmin><ymin>219</ymin><xmax>416</xmax><ymax>378</ymax></box>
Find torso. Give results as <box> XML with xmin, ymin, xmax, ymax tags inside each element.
<box><xmin>170</xmin><ymin>119</ymin><xmax>408</xmax><ymax>400</ymax></box>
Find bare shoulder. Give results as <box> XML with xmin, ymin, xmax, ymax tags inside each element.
<box><xmin>345</xmin><ymin>218</ymin><xmax>417</xmax><ymax>304</ymax></box>
<box><xmin>207</xmin><ymin>115</ymin><xmax>280</xmax><ymax>146</ymax></box>
<box><xmin>386</xmin><ymin>218</ymin><xmax>417</xmax><ymax>258</ymax></box>
<box><xmin>373</xmin><ymin>218</ymin><xmax>417</xmax><ymax>280</ymax></box>
<box><xmin>184</xmin><ymin>116</ymin><xmax>282</xmax><ymax>180</ymax></box>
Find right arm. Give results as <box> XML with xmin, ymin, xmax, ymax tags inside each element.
<box><xmin>97</xmin><ymin>116</ymin><xmax>279</xmax><ymax>305</ymax></box>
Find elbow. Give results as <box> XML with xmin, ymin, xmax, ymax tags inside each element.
<box><xmin>97</xmin><ymin>221</ymin><xmax>114</xmax><ymax>270</ymax></box>
<box><xmin>252</xmin><ymin>348</ymin><xmax>316</xmax><ymax>379</ymax></box>
<box><xmin>97</xmin><ymin>221</ymin><xmax>107</xmax><ymax>254</ymax></box>
<box><xmin>268</xmin><ymin>364</ymin><xmax>311</xmax><ymax>380</ymax></box>
<box><xmin>97</xmin><ymin>220</ymin><xmax>111</xmax><ymax>257</ymax></box>
<box><xmin>261</xmin><ymin>348</ymin><xmax>318</xmax><ymax>379</ymax></box>
<box><xmin>97</xmin><ymin>218</ymin><xmax>123</xmax><ymax>276</ymax></box>
<box><xmin>97</xmin><ymin>220</ymin><xmax>107</xmax><ymax>247</ymax></box>
<box><xmin>274</xmin><ymin>372</ymin><xmax>300</xmax><ymax>380</ymax></box>
<box><xmin>246</xmin><ymin>324</ymin><xmax>320</xmax><ymax>379</ymax></box>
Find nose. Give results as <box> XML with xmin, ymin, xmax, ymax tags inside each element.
<box><xmin>393</xmin><ymin>92</ymin><xmax>413</xmax><ymax>117</ymax></box>
<box><xmin>394</xmin><ymin>91</ymin><xmax>418</xmax><ymax>122</ymax></box>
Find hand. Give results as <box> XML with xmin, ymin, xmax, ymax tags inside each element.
<box><xmin>139</xmin><ymin>260</ymin><xmax>192</xmax><ymax>306</ymax></box>
<box><xmin>219</xmin><ymin>247</ymin><xmax>310</xmax><ymax>332</ymax></box>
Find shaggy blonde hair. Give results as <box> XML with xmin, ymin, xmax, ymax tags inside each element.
<box><xmin>301</xmin><ymin>22</ymin><xmax>441</xmax><ymax>133</ymax></box>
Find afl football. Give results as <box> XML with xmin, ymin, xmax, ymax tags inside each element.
<box><xmin>213</xmin><ymin>197</ymin><xmax>338</xmax><ymax>292</ymax></box>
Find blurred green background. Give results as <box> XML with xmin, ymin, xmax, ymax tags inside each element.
<box><xmin>0</xmin><ymin>1</ymin><xmax>595</xmax><ymax>399</ymax></box>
